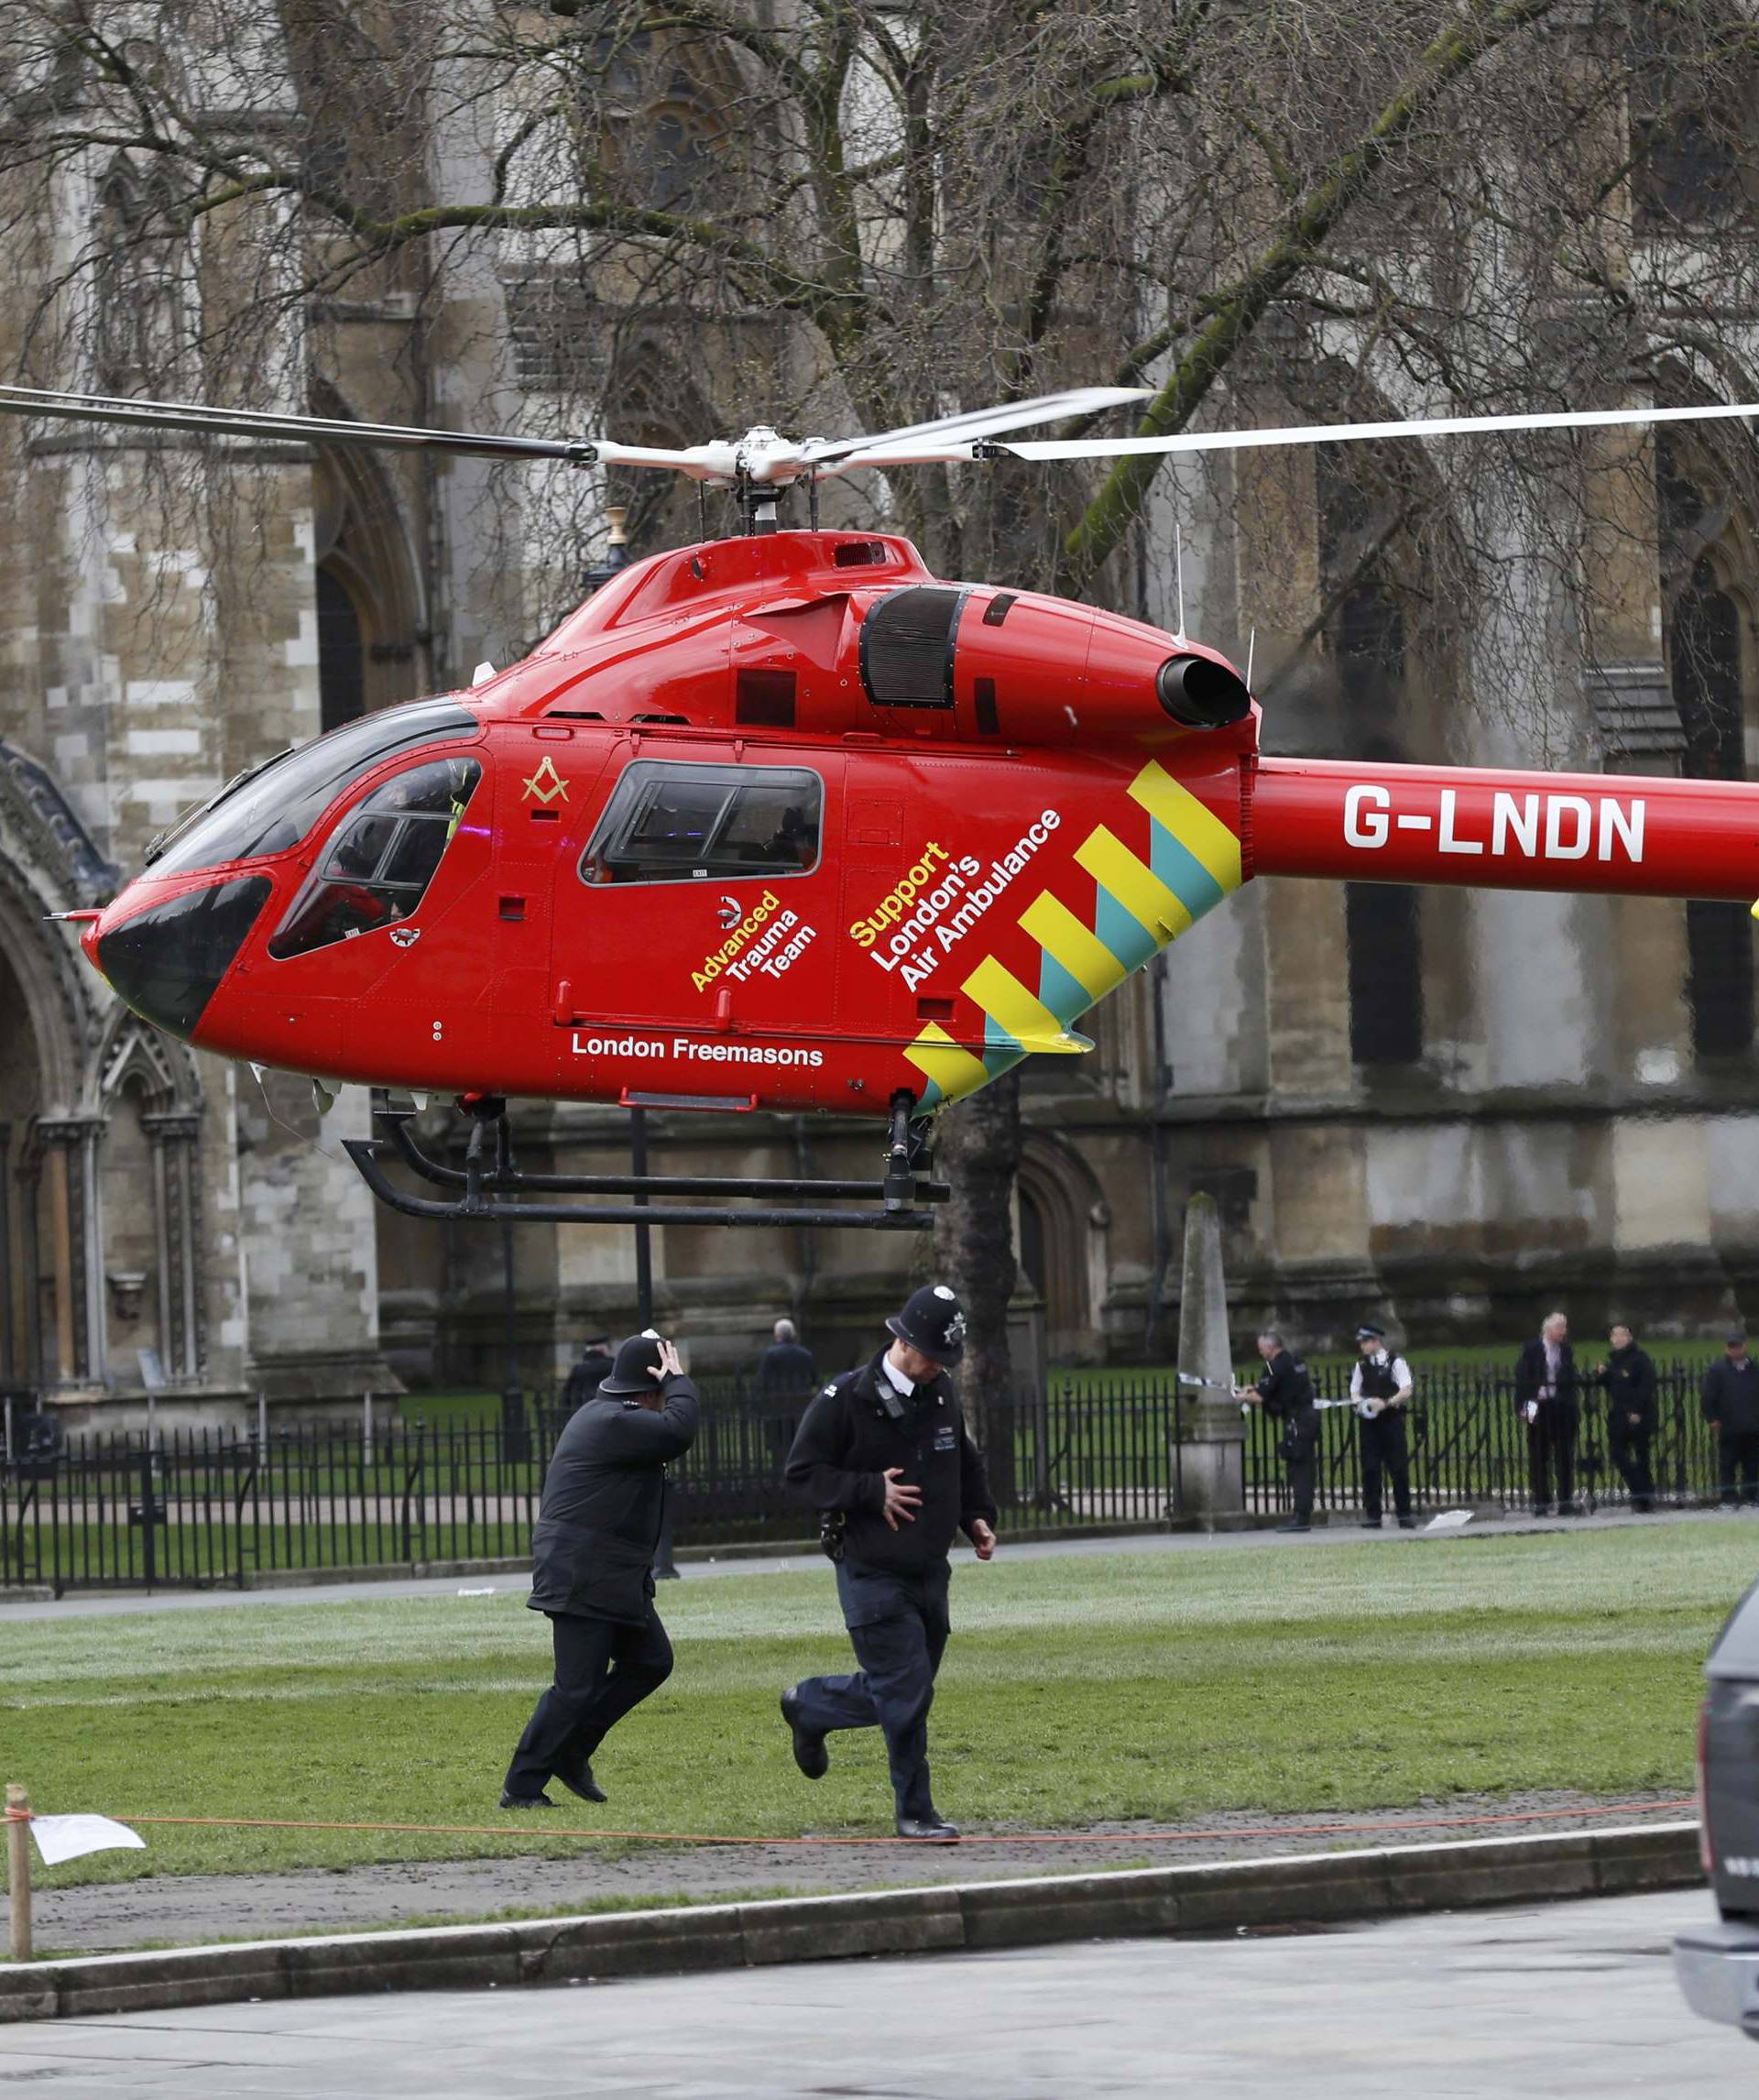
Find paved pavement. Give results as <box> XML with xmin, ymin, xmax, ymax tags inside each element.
<box><xmin>0</xmin><ymin>1887</ymin><xmax>1743</xmax><ymax>2096</ymax></box>
<box><xmin>4</xmin><ymin>1503</ymin><xmax>1748</xmax><ymax>1621</ymax></box>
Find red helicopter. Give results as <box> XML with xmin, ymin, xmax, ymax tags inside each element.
<box><xmin>5</xmin><ymin>380</ymin><xmax>1759</xmax><ymax>1234</ymax></box>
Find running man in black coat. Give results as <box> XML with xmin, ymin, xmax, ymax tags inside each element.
<box><xmin>779</xmin><ymin>1285</ymin><xmax>998</xmax><ymax>1842</ymax></box>
<box><xmin>1514</xmin><ymin>1311</ymin><xmax>1579</xmax><ymax>1515</ymax></box>
<box><xmin>501</xmin><ymin>1333</ymin><xmax>697</xmax><ymax>1809</ymax></box>
<box><xmin>1590</xmin><ymin>1323</ymin><xmax>1658</xmax><ymax>1512</ymax></box>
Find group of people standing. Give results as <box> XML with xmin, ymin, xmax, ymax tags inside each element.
<box><xmin>1513</xmin><ymin>1313</ymin><xmax>1759</xmax><ymax>1515</ymax></box>
<box><xmin>1237</xmin><ymin>1324</ymin><xmax>1417</xmax><ymax>1532</ymax></box>
<box><xmin>1242</xmin><ymin>1310</ymin><xmax>1759</xmax><ymax>1526</ymax></box>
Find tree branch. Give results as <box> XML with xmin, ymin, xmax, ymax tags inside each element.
<box><xmin>1062</xmin><ymin>0</ymin><xmax>1561</xmax><ymax>594</ymax></box>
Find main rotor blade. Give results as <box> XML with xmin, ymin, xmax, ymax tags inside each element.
<box><xmin>0</xmin><ymin>384</ymin><xmax>600</xmax><ymax>463</ymax></box>
<box><xmin>994</xmin><ymin>398</ymin><xmax>1759</xmax><ymax>461</ymax></box>
<box><xmin>808</xmin><ymin>386</ymin><xmax>1153</xmax><ymax>471</ymax></box>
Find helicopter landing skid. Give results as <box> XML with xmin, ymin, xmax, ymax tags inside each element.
<box><xmin>343</xmin><ymin>1092</ymin><xmax>946</xmax><ymax>1230</ymax></box>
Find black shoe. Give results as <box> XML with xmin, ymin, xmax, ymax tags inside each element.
<box><xmin>1557</xmin><ymin>1503</ymin><xmax>1583</xmax><ymax>1517</ymax></box>
<box><xmin>896</xmin><ymin>1814</ymin><xmax>960</xmax><ymax>1842</ymax></box>
<box><xmin>499</xmin><ymin>1789</ymin><xmax>555</xmax><ymax>1810</ymax></box>
<box><xmin>781</xmin><ymin>1686</ymin><xmax>829</xmax><ymax>1780</ymax></box>
<box><xmin>1360</xmin><ymin>1518</ymin><xmax>1382</xmax><ymax>1529</ymax></box>
<box><xmin>1397</xmin><ymin>1517</ymin><xmax>1418</xmax><ymax>1529</ymax></box>
<box><xmin>1275</xmin><ymin>1520</ymin><xmax>1311</xmax><ymax>1533</ymax></box>
<box><xmin>554</xmin><ymin>1755</ymin><xmax>607</xmax><ymax>1805</ymax></box>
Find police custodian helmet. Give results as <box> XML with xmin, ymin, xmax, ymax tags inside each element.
<box><xmin>887</xmin><ymin>1285</ymin><xmax>967</xmax><ymax>1366</ymax></box>
<box><xmin>597</xmin><ymin>1331</ymin><xmax>668</xmax><ymax>1395</ymax></box>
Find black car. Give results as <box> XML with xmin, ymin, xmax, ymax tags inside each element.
<box><xmin>1675</xmin><ymin>1577</ymin><xmax>1759</xmax><ymax>2040</ymax></box>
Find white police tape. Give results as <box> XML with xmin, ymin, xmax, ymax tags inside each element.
<box><xmin>29</xmin><ymin>1813</ymin><xmax>146</xmax><ymax>1866</ymax></box>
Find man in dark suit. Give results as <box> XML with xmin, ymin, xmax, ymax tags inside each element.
<box><xmin>1702</xmin><ymin>1333</ymin><xmax>1759</xmax><ymax>1508</ymax></box>
<box><xmin>758</xmin><ymin>1318</ymin><xmax>818</xmax><ymax>1399</ymax></box>
<box><xmin>1514</xmin><ymin>1310</ymin><xmax>1579</xmax><ymax>1515</ymax></box>
<box><xmin>501</xmin><ymin>1332</ymin><xmax>697</xmax><ymax>1809</ymax></box>
<box><xmin>1590</xmin><ymin>1322</ymin><xmax>1658</xmax><ymax>1512</ymax></box>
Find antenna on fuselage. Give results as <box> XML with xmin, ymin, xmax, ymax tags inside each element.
<box><xmin>1173</xmin><ymin>523</ymin><xmax>1186</xmax><ymax>644</ymax></box>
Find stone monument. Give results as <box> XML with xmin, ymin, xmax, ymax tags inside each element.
<box><xmin>1174</xmin><ymin>1191</ymin><xmax>1248</xmax><ymax>1528</ymax></box>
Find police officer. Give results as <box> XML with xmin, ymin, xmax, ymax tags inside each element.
<box><xmin>779</xmin><ymin>1285</ymin><xmax>998</xmax><ymax>1841</ymax></box>
<box><xmin>501</xmin><ymin>1332</ymin><xmax>697</xmax><ymax>1809</ymax></box>
<box><xmin>1350</xmin><ymin>1324</ymin><xmax>1417</xmax><ymax>1528</ymax></box>
<box><xmin>1235</xmin><ymin>1329</ymin><xmax>1321</xmax><ymax>1532</ymax></box>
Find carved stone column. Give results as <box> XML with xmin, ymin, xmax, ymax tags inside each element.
<box><xmin>29</xmin><ymin>1116</ymin><xmax>105</xmax><ymax>1387</ymax></box>
<box><xmin>142</xmin><ymin>1110</ymin><xmax>202</xmax><ymax>1384</ymax></box>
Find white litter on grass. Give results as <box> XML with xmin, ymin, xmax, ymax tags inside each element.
<box><xmin>1426</xmin><ymin>1510</ymin><xmax>1474</xmax><ymax>1531</ymax></box>
<box><xmin>457</xmin><ymin>1587</ymin><xmax>497</xmax><ymax>1597</ymax></box>
<box><xmin>30</xmin><ymin>1814</ymin><xmax>146</xmax><ymax>1865</ymax></box>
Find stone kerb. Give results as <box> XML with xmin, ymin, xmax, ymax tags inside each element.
<box><xmin>0</xmin><ymin>1822</ymin><xmax>1700</xmax><ymax>2025</ymax></box>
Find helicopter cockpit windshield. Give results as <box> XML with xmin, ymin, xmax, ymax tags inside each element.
<box><xmin>147</xmin><ymin>699</ymin><xmax>479</xmax><ymax>880</ymax></box>
<box><xmin>268</xmin><ymin>755</ymin><xmax>483</xmax><ymax>958</ymax></box>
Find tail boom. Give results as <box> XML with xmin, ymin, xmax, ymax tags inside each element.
<box><xmin>1249</xmin><ymin>756</ymin><xmax>1759</xmax><ymax>903</ymax></box>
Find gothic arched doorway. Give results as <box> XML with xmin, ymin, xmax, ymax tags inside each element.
<box><xmin>1018</xmin><ymin>1134</ymin><xmax>1108</xmax><ymax>1363</ymax></box>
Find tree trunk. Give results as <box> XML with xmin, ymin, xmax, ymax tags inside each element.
<box><xmin>932</xmin><ymin>1071</ymin><xmax>1022</xmax><ymax>1500</ymax></box>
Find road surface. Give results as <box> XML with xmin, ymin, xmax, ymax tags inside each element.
<box><xmin>0</xmin><ymin>1887</ymin><xmax>1742</xmax><ymax>2096</ymax></box>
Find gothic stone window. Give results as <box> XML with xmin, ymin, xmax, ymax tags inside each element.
<box><xmin>1672</xmin><ymin>563</ymin><xmax>1754</xmax><ymax>1058</ymax></box>
<box><xmin>93</xmin><ymin>161</ymin><xmax>188</xmax><ymax>397</ymax></box>
<box><xmin>1334</xmin><ymin>580</ymin><xmax>1424</xmax><ymax>1066</ymax></box>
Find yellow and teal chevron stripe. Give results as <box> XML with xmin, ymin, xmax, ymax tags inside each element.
<box><xmin>903</xmin><ymin>760</ymin><xmax>1242</xmax><ymax>1110</ymax></box>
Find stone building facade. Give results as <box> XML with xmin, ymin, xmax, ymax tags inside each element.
<box><xmin>2</xmin><ymin>16</ymin><xmax>1756</xmax><ymax>1424</ymax></box>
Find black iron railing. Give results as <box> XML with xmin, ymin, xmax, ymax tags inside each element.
<box><xmin>1236</xmin><ymin>1359</ymin><xmax>1730</xmax><ymax>1518</ymax></box>
<box><xmin>0</xmin><ymin>1361</ymin><xmax>1738</xmax><ymax>1591</ymax></box>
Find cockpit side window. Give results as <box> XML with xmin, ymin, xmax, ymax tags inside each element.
<box><xmin>148</xmin><ymin>700</ymin><xmax>478</xmax><ymax>879</ymax></box>
<box><xmin>267</xmin><ymin>755</ymin><xmax>482</xmax><ymax>959</ymax></box>
<box><xmin>578</xmin><ymin>761</ymin><xmax>821</xmax><ymax>885</ymax></box>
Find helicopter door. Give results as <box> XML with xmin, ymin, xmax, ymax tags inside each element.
<box><xmin>557</xmin><ymin>741</ymin><xmax>843</xmax><ymax>1105</ymax></box>
<box><xmin>491</xmin><ymin>726</ymin><xmax>611</xmax><ymax>1092</ymax></box>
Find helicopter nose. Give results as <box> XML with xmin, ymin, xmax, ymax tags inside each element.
<box><xmin>91</xmin><ymin>874</ymin><xmax>273</xmax><ymax>1039</ymax></box>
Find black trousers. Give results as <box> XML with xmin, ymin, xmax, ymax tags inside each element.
<box><xmin>1608</xmin><ymin>1414</ymin><xmax>1655</xmax><ymax>1508</ymax></box>
<box><xmin>1526</xmin><ymin>1402</ymin><xmax>1578</xmax><ymax>1511</ymax></box>
<box><xmin>1359</xmin><ymin>1410</ymin><xmax>1412</xmax><ymax>1522</ymax></box>
<box><xmin>1282</xmin><ymin>1410</ymin><xmax>1320</xmax><ymax>1521</ymax></box>
<box><xmin>503</xmin><ymin>1605</ymin><xmax>673</xmax><ymax>1799</ymax></box>
<box><xmin>792</xmin><ymin>1561</ymin><xmax>951</xmax><ymax>1821</ymax></box>
<box><xmin>1720</xmin><ymin>1429</ymin><xmax>1759</xmax><ymax>1505</ymax></box>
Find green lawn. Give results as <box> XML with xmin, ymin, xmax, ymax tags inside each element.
<box><xmin>3</xmin><ymin>1523</ymin><xmax>1744</xmax><ymax>1894</ymax></box>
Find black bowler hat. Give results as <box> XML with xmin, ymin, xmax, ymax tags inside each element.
<box><xmin>598</xmin><ymin>1331</ymin><xmax>667</xmax><ymax>1395</ymax></box>
<box><xmin>1356</xmin><ymin>1324</ymin><xmax>1386</xmax><ymax>1342</ymax></box>
<box><xmin>887</xmin><ymin>1285</ymin><xmax>967</xmax><ymax>1366</ymax></box>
